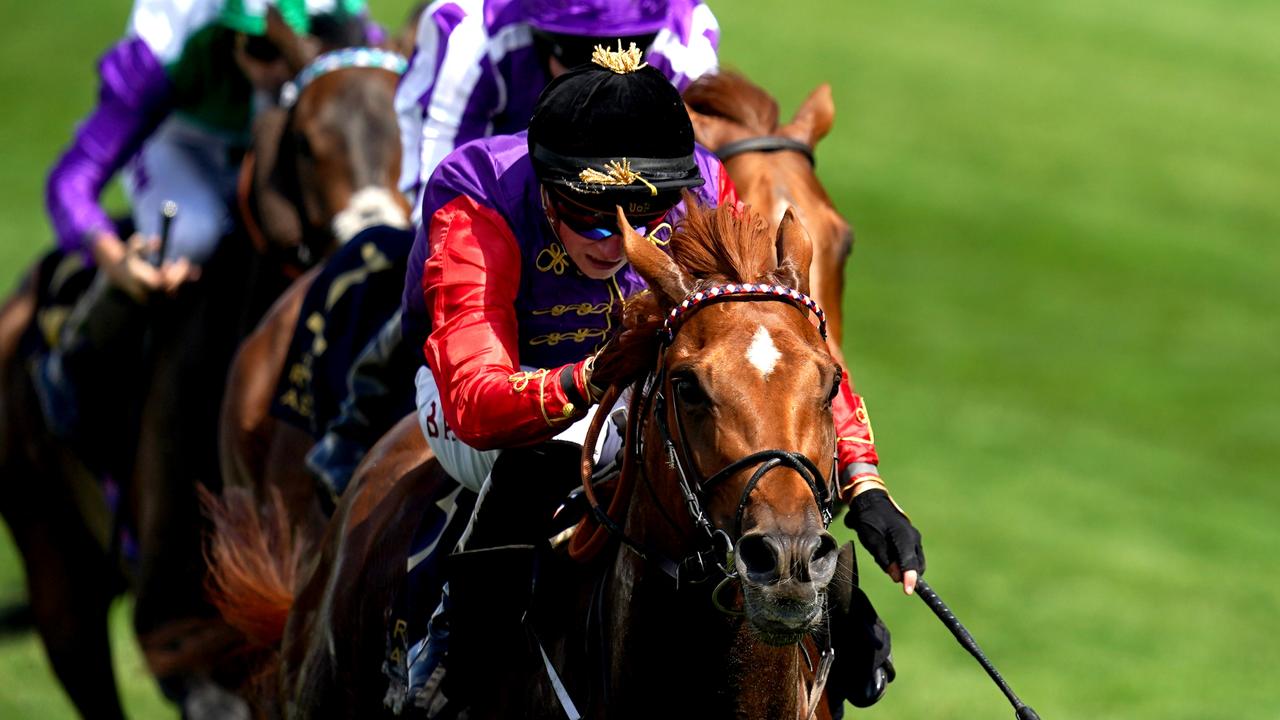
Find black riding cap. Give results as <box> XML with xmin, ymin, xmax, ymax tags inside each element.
<box><xmin>528</xmin><ymin>55</ymin><xmax>703</xmax><ymax>215</ymax></box>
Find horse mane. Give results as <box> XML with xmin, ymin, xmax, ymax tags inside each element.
<box><xmin>684</xmin><ymin>71</ymin><xmax>780</xmax><ymax>134</ymax></box>
<box><xmin>593</xmin><ymin>200</ymin><xmax>786</xmax><ymax>390</ymax></box>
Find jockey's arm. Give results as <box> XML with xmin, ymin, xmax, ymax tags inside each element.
<box><xmin>833</xmin><ymin>373</ymin><xmax>925</xmax><ymax>594</ymax></box>
<box><xmin>46</xmin><ymin>36</ymin><xmax>172</xmax><ymax>262</ymax></box>
<box><xmin>396</xmin><ymin>8</ymin><xmax>500</xmax><ymax>210</ymax></box>
<box><xmin>421</xmin><ymin>195</ymin><xmax>594</xmax><ymax>450</ymax></box>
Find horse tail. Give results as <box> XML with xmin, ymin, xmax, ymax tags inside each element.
<box><xmin>200</xmin><ymin>484</ymin><xmax>302</xmax><ymax>649</ymax></box>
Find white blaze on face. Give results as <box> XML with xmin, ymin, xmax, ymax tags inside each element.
<box><xmin>746</xmin><ymin>325</ymin><xmax>782</xmax><ymax>379</ymax></box>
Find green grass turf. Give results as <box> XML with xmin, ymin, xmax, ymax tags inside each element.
<box><xmin>2</xmin><ymin>0</ymin><xmax>1278</xmax><ymax>717</ymax></box>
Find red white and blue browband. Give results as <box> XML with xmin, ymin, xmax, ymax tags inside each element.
<box><xmin>660</xmin><ymin>283</ymin><xmax>827</xmax><ymax>343</ymax></box>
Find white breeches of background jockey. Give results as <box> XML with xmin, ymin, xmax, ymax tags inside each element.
<box><xmin>414</xmin><ymin>365</ymin><xmax>627</xmax><ymax>494</ymax></box>
<box><xmin>123</xmin><ymin>115</ymin><xmax>241</xmax><ymax>265</ymax></box>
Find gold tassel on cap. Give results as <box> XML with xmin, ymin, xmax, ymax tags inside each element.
<box><xmin>591</xmin><ymin>41</ymin><xmax>647</xmax><ymax>74</ymax></box>
<box><xmin>579</xmin><ymin>159</ymin><xmax>659</xmax><ymax>196</ymax></box>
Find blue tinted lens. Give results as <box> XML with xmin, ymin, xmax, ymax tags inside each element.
<box><xmin>576</xmin><ymin>224</ymin><xmax>649</xmax><ymax>241</ymax></box>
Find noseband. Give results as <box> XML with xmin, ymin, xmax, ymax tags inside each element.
<box><xmin>715</xmin><ymin>137</ymin><xmax>815</xmax><ymax>167</ymax></box>
<box><xmin>579</xmin><ymin>282</ymin><xmax>837</xmax><ymax>585</ymax></box>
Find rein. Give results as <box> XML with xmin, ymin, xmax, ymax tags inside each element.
<box><xmin>573</xmin><ymin>282</ymin><xmax>837</xmax><ymax>585</ymax></box>
<box><xmin>715</xmin><ymin>136</ymin><xmax>815</xmax><ymax>167</ymax></box>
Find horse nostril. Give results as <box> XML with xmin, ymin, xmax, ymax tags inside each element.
<box><xmin>811</xmin><ymin>533</ymin><xmax>838</xmax><ymax>566</ymax></box>
<box><xmin>737</xmin><ymin>533</ymin><xmax>780</xmax><ymax>581</ymax></box>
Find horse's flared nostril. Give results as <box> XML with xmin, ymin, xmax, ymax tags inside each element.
<box><xmin>802</xmin><ymin>531</ymin><xmax>839</xmax><ymax>584</ymax></box>
<box><xmin>737</xmin><ymin>533</ymin><xmax>780</xmax><ymax>582</ymax></box>
<box><xmin>811</xmin><ymin>532</ymin><xmax>838</xmax><ymax>566</ymax></box>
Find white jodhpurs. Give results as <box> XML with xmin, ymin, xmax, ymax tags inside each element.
<box><xmin>414</xmin><ymin>365</ymin><xmax>627</xmax><ymax>493</ymax></box>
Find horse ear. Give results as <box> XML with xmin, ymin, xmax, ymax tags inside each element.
<box><xmin>775</xmin><ymin>207</ymin><xmax>813</xmax><ymax>296</ymax></box>
<box><xmin>781</xmin><ymin>83</ymin><xmax>835</xmax><ymax>147</ymax></box>
<box><xmin>265</xmin><ymin>6</ymin><xmax>316</xmax><ymax>74</ymax></box>
<box><xmin>251</xmin><ymin>108</ymin><xmax>304</xmax><ymax>249</ymax></box>
<box><xmin>617</xmin><ymin>206</ymin><xmax>691</xmax><ymax>303</ymax></box>
<box><xmin>686</xmin><ymin>105</ymin><xmax>749</xmax><ymax>153</ymax></box>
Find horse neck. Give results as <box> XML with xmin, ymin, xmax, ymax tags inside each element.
<box><xmin>602</xmin><ymin>482</ymin><xmax>808</xmax><ymax>719</ymax></box>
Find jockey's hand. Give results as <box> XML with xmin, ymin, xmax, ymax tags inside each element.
<box><xmin>90</xmin><ymin>231</ymin><xmax>199</xmax><ymax>302</ymax></box>
<box><xmin>845</xmin><ymin>488</ymin><xmax>925</xmax><ymax>596</ymax></box>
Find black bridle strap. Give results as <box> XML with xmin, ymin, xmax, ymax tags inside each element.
<box><xmin>665</xmin><ymin>384</ymin><xmax>835</xmax><ymax>537</ymax></box>
<box><xmin>716</xmin><ymin>136</ymin><xmax>816</xmax><ymax>167</ymax></box>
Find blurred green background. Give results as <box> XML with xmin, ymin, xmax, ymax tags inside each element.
<box><xmin>2</xmin><ymin>0</ymin><xmax>1277</xmax><ymax>718</ymax></box>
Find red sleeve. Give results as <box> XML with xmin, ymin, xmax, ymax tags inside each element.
<box><xmin>832</xmin><ymin>368</ymin><xmax>879</xmax><ymax>483</ymax></box>
<box><xmin>421</xmin><ymin>196</ymin><xmax>589</xmax><ymax>449</ymax></box>
<box><xmin>716</xmin><ymin>160</ymin><xmax>739</xmax><ymax>206</ymax></box>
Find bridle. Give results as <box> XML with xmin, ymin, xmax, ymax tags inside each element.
<box><xmin>578</xmin><ymin>281</ymin><xmax>837</xmax><ymax>587</ymax></box>
<box><xmin>715</xmin><ymin>136</ymin><xmax>816</xmax><ymax>167</ymax></box>
<box><xmin>278</xmin><ymin>46</ymin><xmax>408</xmax><ymax>108</ymax></box>
<box><xmin>248</xmin><ymin>47</ymin><xmax>409</xmax><ymax>266</ymax></box>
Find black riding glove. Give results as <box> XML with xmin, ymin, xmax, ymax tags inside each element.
<box><xmin>845</xmin><ymin>489</ymin><xmax>925</xmax><ymax>577</ymax></box>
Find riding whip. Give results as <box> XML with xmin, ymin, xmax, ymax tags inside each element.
<box><xmin>915</xmin><ymin>579</ymin><xmax>1041</xmax><ymax>719</ymax></box>
<box><xmin>155</xmin><ymin>200</ymin><xmax>178</xmax><ymax>266</ymax></box>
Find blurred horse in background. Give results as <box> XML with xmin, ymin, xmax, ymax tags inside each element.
<box><xmin>685</xmin><ymin>71</ymin><xmax>853</xmax><ymax>364</ymax></box>
<box><xmin>0</xmin><ymin>9</ymin><xmax>407</xmax><ymax>717</ymax></box>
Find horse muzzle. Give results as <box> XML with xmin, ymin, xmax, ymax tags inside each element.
<box><xmin>734</xmin><ymin>530</ymin><xmax>839</xmax><ymax>645</ymax></box>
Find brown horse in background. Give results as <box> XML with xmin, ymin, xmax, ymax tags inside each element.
<box><xmin>218</xmin><ymin>0</ymin><xmax>426</xmax><ymax>548</ymax></box>
<box><xmin>203</xmin><ymin>201</ymin><xmax>843</xmax><ymax>719</ymax></box>
<box><xmin>0</xmin><ymin>12</ymin><xmax>406</xmax><ymax>718</ymax></box>
<box><xmin>218</xmin><ymin>36</ymin><xmax>410</xmax><ymax>552</ymax></box>
<box><xmin>685</xmin><ymin>71</ymin><xmax>853</xmax><ymax>365</ymax></box>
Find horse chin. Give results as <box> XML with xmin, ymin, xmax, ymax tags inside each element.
<box><xmin>740</xmin><ymin>582</ymin><xmax>825</xmax><ymax>647</ymax></box>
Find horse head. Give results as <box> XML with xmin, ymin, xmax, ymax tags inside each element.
<box><xmin>602</xmin><ymin>201</ymin><xmax>840</xmax><ymax>646</ymax></box>
<box><xmin>685</xmin><ymin>72</ymin><xmax>852</xmax><ymax>363</ymax></box>
<box><xmin>248</xmin><ymin>10</ymin><xmax>409</xmax><ymax>265</ymax></box>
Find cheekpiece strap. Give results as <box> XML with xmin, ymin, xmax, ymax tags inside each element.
<box><xmin>280</xmin><ymin>47</ymin><xmax>409</xmax><ymax>107</ymax></box>
<box><xmin>660</xmin><ymin>283</ymin><xmax>827</xmax><ymax>344</ymax></box>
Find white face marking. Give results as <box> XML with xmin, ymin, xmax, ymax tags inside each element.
<box><xmin>746</xmin><ymin>325</ymin><xmax>782</xmax><ymax>378</ymax></box>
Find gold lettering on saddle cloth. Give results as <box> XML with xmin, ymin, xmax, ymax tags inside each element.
<box><xmin>532</xmin><ymin>302</ymin><xmax>611</xmax><ymax>317</ymax></box>
<box><xmin>529</xmin><ymin>327</ymin><xmax>607</xmax><ymax>347</ymax></box>
<box><xmin>306</xmin><ymin>312</ymin><xmax>327</xmax><ymax>356</ymax></box>
<box><xmin>325</xmin><ymin>242</ymin><xmax>393</xmax><ymax>311</ymax></box>
<box><xmin>535</xmin><ymin>243</ymin><xmax>571</xmax><ymax>275</ymax></box>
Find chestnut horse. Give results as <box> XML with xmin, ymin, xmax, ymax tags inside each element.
<box><xmin>685</xmin><ymin>71</ymin><xmax>852</xmax><ymax>364</ymax></box>
<box><xmin>204</xmin><ymin>201</ymin><xmax>843</xmax><ymax>719</ymax></box>
<box><xmin>217</xmin><ymin>70</ymin><xmax>857</xmax><ymax>569</ymax></box>
<box><xmin>0</xmin><ymin>13</ymin><xmax>406</xmax><ymax>718</ymax></box>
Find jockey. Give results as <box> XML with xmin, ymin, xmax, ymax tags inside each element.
<box><xmin>36</xmin><ymin>0</ymin><xmax>372</xmax><ymax>466</ymax></box>
<box><xmin>384</xmin><ymin>46</ymin><xmax>922</xmax><ymax>716</ymax></box>
<box><xmin>307</xmin><ymin>0</ymin><xmax>721</xmax><ymax>502</ymax></box>
<box><xmin>396</xmin><ymin>0</ymin><xmax>720</xmax><ymax>221</ymax></box>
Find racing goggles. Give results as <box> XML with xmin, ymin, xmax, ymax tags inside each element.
<box><xmin>546</xmin><ymin>189</ymin><xmax>672</xmax><ymax>242</ymax></box>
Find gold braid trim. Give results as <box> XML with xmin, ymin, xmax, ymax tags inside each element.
<box><xmin>591</xmin><ymin>41</ymin><xmax>647</xmax><ymax>74</ymax></box>
<box><xmin>578</xmin><ymin>158</ymin><xmax>658</xmax><ymax>196</ymax></box>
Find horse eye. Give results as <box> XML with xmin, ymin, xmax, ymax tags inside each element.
<box><xmin>672</xmin><ymin>373</ymin><xmax>709</xmax><ymax>407</ymax></box>
<box><xmin>825</xmin><ymin>371</ymin><xmax>841</xmax><ymax>405</ymax></box>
